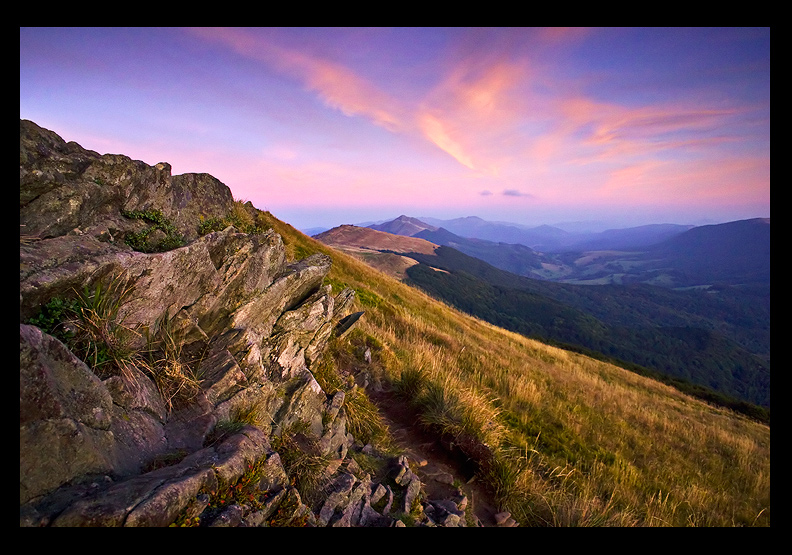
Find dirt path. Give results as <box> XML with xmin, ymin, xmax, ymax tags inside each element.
<box><xmin>366</xmin><ymin>386</ymin><xmax>502</xmax><ymax>527</ymax></box>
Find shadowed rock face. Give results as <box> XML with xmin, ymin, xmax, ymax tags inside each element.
<box><xmin>20</xmin><ymin>120</ymin><xmax>474</xmax><ymax>528</ymax></box>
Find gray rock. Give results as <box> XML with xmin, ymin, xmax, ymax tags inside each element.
<box><xmin>20</xmin><ymin>119</ymin><xmax>235</xmax><ymax>244</ymax></box>
<box><xmin>207</xmin><ymin>504</ymin><xmax>245</xmax><ymax>527</ymax></box>
<box><xmin>403</xmin><ymin>477</ymin><xmax>421</xmax><ymax>514</ymax></box>
<box><xmin>19</xmin><ymin>324</ymin><xmax>118</xmax><ymax>504</ymax></box>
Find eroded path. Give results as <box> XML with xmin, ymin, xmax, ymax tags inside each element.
<box><xmin>366</xmin><ymin>386</ymin><xmax>502</xmax><ymax>527</ymax></box>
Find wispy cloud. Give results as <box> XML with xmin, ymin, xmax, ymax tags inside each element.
<box><xmin>188</xmin><ymin>27</ymin><xmax>408</xmax><ymax>133</ymax></box>
<box><xmin>503</xmin><ymin>189</ymin><xmax>535</xmax><ymax>198</ymax></box>
<box><xmin>418</xmin><ymin>113</ymin><xmax>476</xmax><ymax>170</ymax></box>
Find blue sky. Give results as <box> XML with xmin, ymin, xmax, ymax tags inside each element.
<box><xmin>20</xmin><ymin>27</ymin><xmax>770</xmax><ymax>231</ymax></box>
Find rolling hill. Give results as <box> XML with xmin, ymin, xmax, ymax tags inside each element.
<box><xmin>313</xmin><ymin>225</ymin><xmax>439</xmax><ymax>280</ymax></box>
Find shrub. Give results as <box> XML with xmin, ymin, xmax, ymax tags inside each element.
<box><xmin>121</xmin><ymin>208</ymin><xmax>185</xmax><ymax>252</ymax></box>
<box><xmin>394</xmin><ymin>366</ymin><xmax>427</xmax><ymax>400</ymax></box>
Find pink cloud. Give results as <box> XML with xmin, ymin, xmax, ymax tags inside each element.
<box><xmin>591</xmin><ymin>153</ymin><xmax>769</xmax><ymax>210</ymax></box>
<box><xmin>418</xmin><ymin>113</ymin><xmax>476</xmax><ymax>170</ymax></box>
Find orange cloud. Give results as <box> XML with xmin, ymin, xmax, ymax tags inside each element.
<box><xmin>554</xmin><ymin>94</ymin><xmax>741</xmax><ymax>165</ymax></box>
<box><xmin>415</xmin><ymin>59</ymin><xmax>531</xmax><ymax>172</ymax></box>
<box><xmin>418</xmin><ymin>113</ymin><xmax>476</xmax><ymax>170</ymax></box>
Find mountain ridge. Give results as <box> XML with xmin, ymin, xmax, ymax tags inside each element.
<box><xmin>366</xmin><ymin>214</ymin><xmax>770</xmax><ymax>289</ymax></box>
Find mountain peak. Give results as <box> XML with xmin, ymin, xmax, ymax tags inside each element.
<box><xmin>368</xmin><ymin>215</ymin><xmax>437</xmax><ymax>236</ymax></box>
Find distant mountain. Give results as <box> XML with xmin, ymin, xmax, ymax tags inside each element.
<box><xmin>418</xmin><ymin>216</ymin><xmax>572</xmax><ymax>250</ymax></box>
<box><xmin>643</xmin><ymin>218</ymin><xmax>770</xmax><ymax>287</ymax></box>
<box><xmin>368</xmin><ymin>215</ymin><xmax>437</xmax><ymax>236</ymax></box>
<box><xmin>567</xmin><ymin>224</ymin><xmax>695</xmax><ymax>252</ymax></box>
<box><xmin>303</xmin><ymin>226</ymin><xmax>330</xmax><ymax>237</ymax></box>
<box><xmin>413</xmin><ymin>227</ymin><xmax>545</xmax><ymax>279</ymax></box>
<box><xmin>413</xmin><ymin>215</ymin><xmax>692</xmax><ymax>252</ymax></box>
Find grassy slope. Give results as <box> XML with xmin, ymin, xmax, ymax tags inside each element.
<box><xmin>261</xmin><ymin>211</ymin><xmax>770</xmax><ymax>527</ymax></box>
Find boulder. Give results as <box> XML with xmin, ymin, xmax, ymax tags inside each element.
<box><xmin>20</xmin><ymin>324</ymin><xmax>117</xmax><ymax>504</ymax></box>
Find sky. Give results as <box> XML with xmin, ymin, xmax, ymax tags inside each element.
<box><xmin>20</xmin><ymin>27</ymin><xmax>770</xmax><ymax>232</ymax></box>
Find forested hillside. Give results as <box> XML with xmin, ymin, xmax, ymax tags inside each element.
<box><xmin>404</xmin><ymin>246</ymin><xmax>770</xmax><ymax>411</ymax></box>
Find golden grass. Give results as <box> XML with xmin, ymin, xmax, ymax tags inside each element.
<box><xmin>259</xmin><ymin>211</ymin><xmax>771</xmax><ymax>527</ymax></box>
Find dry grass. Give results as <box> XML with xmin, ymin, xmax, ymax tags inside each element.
<box><xmin>142</xmin><ymin>313</ymin><xmax>205</xmax><ymax>413</ymax></box>
<box><xmin>258</xmin><ymin>211</ymin><xmax>771</xmax><ymax>527</ymax></box>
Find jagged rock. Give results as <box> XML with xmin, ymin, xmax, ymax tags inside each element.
<box><xmin>270</xmin><ymin>371</ymin><xmax>327</xmax><ymax>439</ymax></box>
<box><xmin>403</xmin><ymin>477</ymin><xmax>422</xmax><ymax>514</ymax></box>
<box><xmin>334</xmin><ymin>311</ymin><xmax>365</xmax><ymax>338</ymax></box>
<box><xmin>371</xmin><ymin>483</ymin><xmax>388</xmax><ymax>505</ymax></box>
<box><xmin>20</xmin><ymin>324</ymin><xmax>117</xmax><ymax>504</ymax></box>
<box><xmin>332</xmin><ymin>288</ymin><xmax>356</xmax><ymax>319</ymax></box>
<box><xmin>208</xmin><ymin>504</ymin><xmax>245</xmax><ymax>527</ymax></box>
<box><xmin>256</xmin><ymin>452</ymin><xmax>289</xmax><ymax>493</ymax></box>
<box><xmin>20</xmin><ymin>119</ymin><xmax>235</xmax><ymax>243</ymax></box>
<box><xmin>331</xmin><ymin>478</ymin><xmax>370</xmax><ymax>527</ymax></box>
<box><xmin>318</xmin><ymin>472</ymin><xmax>357</xmax><ymax>526</ymax></box>
<box><xmin>198</xmin><ymin>347</ymin><xmax>249</xmax><ymax>407</ymax></box>
<box><xmin>381</xmin><ymin>485</ymin><xmax>394</xmax><ymax>516</ymax></box>
<box><xmin>274</xmin><ymin>487</ymin><xmax>311</xmax><ymax>526</ymax></box>
<box><xmin>494</xmin><ymin>510</ymin><xmax>519</xmax><ymax>527</ymax></box>
<box><xmin>244</xmin><ymin>488</ymin><xmax>287</xmax><ymax>526</ymax></box>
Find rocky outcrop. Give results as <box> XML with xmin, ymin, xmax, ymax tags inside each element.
<box><xmin>20</xmin><ymin>120</ymin><xmax>475</xmax><ymax>527</ymax></box>
<box><xmin>20</xmin><ymin>119</ymin><xmax>235</xmax><ymax>244</ymax></box>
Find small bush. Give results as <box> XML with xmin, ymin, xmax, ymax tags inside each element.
<box><xmin>270</xmin><ymin>423</ymin><xmax>334</xmax><ymax>505</ymax></box>
<box><xmin>343</xmin><ymin>387</ymin><xmax>391</xmax><ymax>446</ymax></box>
<box><xmin>205</xmin><ymin>398</ymin><xmax>268</xmax><ymax>446</ymax></box>
<box><xmin>122</xmin><ymin>208</ymin><xmax>185</xmax><ymax>252</ymax></box>
<box><xmin>26</xmin><ymin>296</ymin><xmax>80</xmax><ymax>343</ymax></box>
<box><xmin>143</xmin><ymin>314</ymin><xmax>204</xmax><ymax>413</ymax></box>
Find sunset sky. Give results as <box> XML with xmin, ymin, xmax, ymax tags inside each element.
<box><xmin>20</xmin><ymin>27</ymin><xmax>770</xmax><ymax>231</ymax></box>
